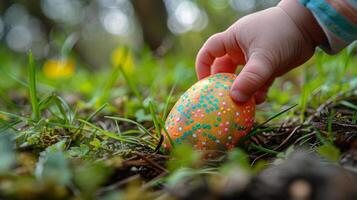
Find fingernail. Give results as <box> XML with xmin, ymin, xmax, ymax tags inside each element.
<box><xmin>231</xmin><ymin>90</ymin><xmax>249</xmax><ymax>102</ymax></box>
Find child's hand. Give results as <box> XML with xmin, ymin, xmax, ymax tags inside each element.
<box><xmin>195</xmin><ymin>0</ymin><xmax>326</xmax><ymax>104</ymax></box>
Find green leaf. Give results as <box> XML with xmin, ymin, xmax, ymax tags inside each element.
<box><xmin>227</xmin><ymin>149</ymin><xmax>250</xmax><ymax>168</ymax></box>
<box><xmin>100</xmin><ymin>191</ymin><xmax>123</xmax><ymax>200</ymax></box>
<box><xmin>252</xmin><ymin>160</ymin><xmax>268</xmax><ymax>174</ymax></box>
<box><xmin>165</xmin><ymin>167</ymin><xmax>197</xmax><ymax>186</ymax></box>
<box><xmin>35</xmin><ymin>151</ymin><xmax>72</xmax><ymax>185</ymax></box>
<box><xmin>317</xmin><ymin>144</ymin><xmax>340</xmax><ymax>162</ymax></box>
<box><xmin>277</xmin><ymin>145</ymin><xmax>295</xmax><ymax>159</ymax></box>
<box><xmin>275</xmin><ymin>146</ymin><xmax>295</xmax><ymax>165</ymax></box>
<box><xmin>68</xmin><ymin>144</ymin><xmax>90</xmax><ymax>157</ymax></box>
<box><xmin>35</xmin><ymin>141</ymin><xmax>71</xmax><ymax>185</ymax></box>
<box><xmin>221</xmin><ymin>148</ymin><xmax>251</xmax><ymax>173</ymax></box>
<box><xmin>74</xmin><ymin>161</ymin><xmax>111</xmax><ymax>194</ymax></box>
<box><xmin>90</xmin><ymin>138</ymin><xmax>101</xmax><ymax>149</ymax></box>
<box><xmin>135</xmin><ymin>109</ymin><xmax>152</xmax><ymax>122</ymax></box>
<box><xmin>45</xmin><ymin>139</ymin><xmax>67</xmax><ymax>152</ymax></box>
<box><xmin>167</xmin><ymin>144</ymin><xmax>200</xmax><ymax>172</ymax></box>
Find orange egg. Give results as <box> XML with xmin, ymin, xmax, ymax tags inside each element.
<box><xmin>163</xmin><ymin>73</ymin><xmax>255</xmax><ymax>151</ymax></box>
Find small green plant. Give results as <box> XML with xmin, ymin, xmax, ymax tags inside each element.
<box><xmin>317</xmin><ymin>144</ymin><xmax>340</xmax><ymax>162</ymax></box>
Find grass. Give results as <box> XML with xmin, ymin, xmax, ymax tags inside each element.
<box><xmin>28</xmin><ymin>51</ymin><xmax>40</xmax><ymax>121</ymax></box>
<box><xmin>0</xmin><ymin>45</ymin><xmax>356</xmax><ymax>199</ymax></box>
<box><xmin>239</xmin><ymin>104</ymin><xmax>297</xmax><ymax>145</ymax></box>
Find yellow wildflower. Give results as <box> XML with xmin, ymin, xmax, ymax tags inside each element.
<box><xmin>43</xmin><ymin>59</ymin><xmax>75</xmax><ymax>79</ymax></box>
<box><xmin>111</xmin><ymin>47</ymin><xmax>134</xmax><ymax>74</ymax></box>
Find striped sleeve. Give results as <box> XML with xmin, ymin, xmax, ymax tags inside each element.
<box><xmin>300</xmin><ymin>0</ymin><xmax>357</xmax><ymax>53</ymax></box>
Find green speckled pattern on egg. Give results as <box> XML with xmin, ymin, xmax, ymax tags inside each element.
<box><xmin>163</xmin><ymin>73</ymin><xmax>255</xmax><ymax>151</ymax></box>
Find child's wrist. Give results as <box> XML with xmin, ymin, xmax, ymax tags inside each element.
<box><xmin>278</xmin><ymin>0</ymin><xmax>326</xmax><ymax>47</ymax></box>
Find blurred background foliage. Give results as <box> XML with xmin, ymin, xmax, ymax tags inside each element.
<box><xmin>0</xmin><ymin>0</ymin><xmax>279</xmax><ymax>60</ymax></box>
<box><xmin>0</xmin><ymin>0</ymin><xmax>286</xmax><ymax>117</ymax></box>
<box><xmin>0</xmin><ymin>0</ymin><xmax>356</xmax><ymax>121</ymax></box>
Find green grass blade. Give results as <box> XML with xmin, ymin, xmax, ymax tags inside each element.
<box><xmin>352</xmin><ymin>112</ymin><xmax>357</xmax><ymax>124</ymax></box>
<box><xmin>0</xmin><ymin>110</ymin><xmax>28</xmax><ymax>121</ymax></box>
<box><xmin>257</xmin><ymin>104</ymin><xmax>297</xmax><ymax>128</ymax></box>
<box><xmin>163</xmin><ymin>82</ymin><xmax>177</xmax><ymax>120</ymax></box>
<box><xmin>118</xmin><ymin>65</ymin><xmax>142</xmax><ymax>102</ymax></box>
<box><xmin>240</xmin><ymin>104</ymin><xmax>297</xmax><ymax>143</ymax></box>
<box><xmin>115</xmin><ymin>48</ymin><xmax>142</xmax><ymax>101</ymax></box>
<box><xmin>86</xmin><ymin>103</ymin><xmax>108</xmax><ymax>122</ymax></box>
<box><xmin>327</xmin><ymin>110</ymin><xmax>335</xmax><ymax>134</ymax></box>
<box><xmin>313</xmin><ymin>127</ymin><xmax>327</xmax><ymax>145</ymax></box>
<box><xmin>0</xmin><ymin>120</ymin><xmax>21</xmax><ymax>132</ymax></box>
<box><xmin>79</xmin><ymin>119</ymin><xmax>135</xmax><ymax>142</ymax></box>
<box><xmin>121</xmin><ymin>130</ymin><xmax>143</xmax><ymax>135</ymax></box>
<box><xmin>340</xmin><ymin>100</ymin><xmax>357</xmax><ymax>111</ymax></box>
<box><xmin>97</xmin><ymin>68</ymin><xmax>121</xmax><ymax>105</ymax></box>
<box><xmin>54</xmin><ymin>95</ymin><xmax>75</xmax><ymax>124</ymax></box>
<box><xmin>148</xmin><ymin>101</ymin><xmax>161</xmax><ymax>138</ymax></box>
<box><xmin>1</xmin><ymin>68</ymin><xmax>28</xmax><ymax>88</ymax></box>
<box><xmin>28</xmin><ymin>51</ymin><xmax>40</xmax><ymax>121</ymax></box>
<box><xmin>105</xmin><ymin>116</ymin><xmax>159</xmax><ymax>141</ymax></box>
<box><xmin>251</xmin><ymin>144</ymin><xmax>280</xmax><ymax>155</ymax></box>
<box><xmin>158</xmin><ymin>118</ymin><xmax>175</xmax><ymax>148</ymax></box>
<box><xmin>38</xmin><ymin>93</ymin><xmax>56</xmax><ymax>112</ymax></box>
<box><xmin>79</xmin><ymin>119</ymin><xmax>156</xmax><ymax>148</ymax></box>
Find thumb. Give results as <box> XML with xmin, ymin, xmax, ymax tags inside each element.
<box><xmin>230</xmin><ymin>52</ymin><xmax>275</xmax><ymax>102</ymax></box>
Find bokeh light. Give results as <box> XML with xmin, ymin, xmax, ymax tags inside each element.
<box><xmin>3</xmin><ymin>4</ymin><xmax>47</xmax><ymax>56</ymax></box>
<box><xmin>175</xmin><ymin>1</ymin><xmax>200</xmax><ymax>27</ymax></box>
<box><xmin>229</xmin><ymin>0</ymin><xmax>256</xmax><ymax>12</ymax></box>
<box><xmin>27</xmin><ymin>18</ymin><xmax>47</xmax><ymax>57</ymax></box>
<box><xmin>6</xmin><ymin>26</ymin><xmax>32</xmax><ymax>52</ymax></box>
<box><xmin>209</xmin><ymin>0</ymin><xmax>229</xmax><ymax>10</ymax></box>
<box><xmin>99</xmin><ymin>0</ymin><xmax>129</xmax><ymax>8</ymax></box>
<box><xmin>0</xmin><ymin>0</ymin><xmax>278</xmax><ymax>60</ymax></box>
<box><xmin>100</xmin><ymin>9</ymin><xmax>131</xmax><ymax>36</ymax></box>
<box><xmin>41</xmin><ymin>0</ymin><xmax>84</xmax><ymax>25</ymax></box>
<box><xmin>259</xmin><ymin>0</ymin><xmax>279</xmax><ymax>7</ymax></box>
<box><xmin>165</xmin><ymin>0</ymin><xmax>208</xmax><ymax>34</ymax></box>
<box><xmin>99</xmin><ymin>0</ymin><xmax>135</xmax><ymax>36</ymax></box>
<box><xmin>4</xmin><ymin>4</ymin><xmax>29</xmax><ymax>26</ymax></box>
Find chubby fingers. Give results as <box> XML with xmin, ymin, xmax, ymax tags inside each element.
<box><xmin>254</xmin><ymin>77</ymin><xmax>275</xmax><ymax>104</ymax></box>
<box><xmin>195</xmin><ymin>30</ymin><xmax>244</xmax><ymax>80</ymax></box>
<box><xmin>211</xmin><ymin>55</ymin><xmax>237</xmax><ymax>74</ymax></box>
<box><xmin>231</xmin><ymin>52</ymin><xmax>276</xmax><ymax>103</ymax></box>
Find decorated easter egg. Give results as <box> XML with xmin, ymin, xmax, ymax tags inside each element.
<box><xmin>163</xmin><ymin>73</ymin><xmax>255</xmax><ymax>151</ymax></box>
